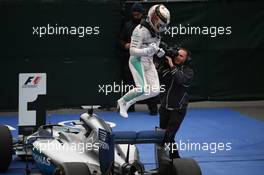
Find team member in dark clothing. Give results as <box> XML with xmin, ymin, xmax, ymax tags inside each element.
<box><xmin>158</xmin><ymin>48</ymin><xmax>193</xmax><ymax>158</ymax></box>
<box><xmin>119</xmin><ymin>3</ymin><xmax>144</xmax><ymax>55</ymax></box>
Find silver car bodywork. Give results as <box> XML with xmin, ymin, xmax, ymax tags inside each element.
<box><xmin>1</xmin><ymin>110</ymin><xmax>202</xmax><ymax>175</ymax></box>
<box><xmin>21</xmin><ymin>112</ymin><xmax>143</xmax><ymax>175</ymax></box>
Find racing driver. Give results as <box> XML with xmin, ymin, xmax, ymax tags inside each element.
<box><xmin>117</xmin><ymin>4</ymin><xmax>171</xmax><ymax>118</ymax></box>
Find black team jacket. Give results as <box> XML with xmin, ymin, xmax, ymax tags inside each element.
<box><xmin>158</xmin><ymin>63</ymin><xmax>194</xmax><ymax>110</ymax></box>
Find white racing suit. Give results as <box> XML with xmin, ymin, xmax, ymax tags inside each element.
<box><xmin>121</xmin><ymin>24</ymin><xmax>161</xmax><ymax>109</ymax></box>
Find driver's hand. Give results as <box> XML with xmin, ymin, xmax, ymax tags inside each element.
<box><xmin>156</xmin><ymin>48</ymin><xmax>165</xmax><ymax>58</ymax></box>
<box><xmin>146</xmin><ymin>43</ymin><xmax>160</xmax><ymax>57</ymax></box>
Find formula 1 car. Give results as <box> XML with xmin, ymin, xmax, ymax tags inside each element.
<box><xmin>0</xmin><ymin>108</ymin><xmax>202</xmax><ymax>175</ymax></box>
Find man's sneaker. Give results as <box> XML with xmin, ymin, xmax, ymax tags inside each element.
<box><xmin>117</xmin><ymin>98</ymin><xmax>128</xmax><ymax>118</ymax></box>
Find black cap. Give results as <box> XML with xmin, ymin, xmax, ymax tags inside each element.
<box><xmin>131</xmin><ymin>3</ymin><xmax>145</xmax><ymax>13</ymax></box>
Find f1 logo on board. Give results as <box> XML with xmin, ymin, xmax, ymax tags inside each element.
<box><xmin>23</xmin><ymin>76</ymin><xmax>42</xmax><ymax>88</ymax></box>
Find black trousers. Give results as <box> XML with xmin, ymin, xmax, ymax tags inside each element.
<box><xmin>159</xmin><ymin>106</ymin><xmax>186</xmax><ymax>141</ymax></box>
<box><xmin>159</xmin><ymin>106</ymin><xmax>187</xmax><ymax>157</ymax></box>
<box><xmin>157</xmin><ymin>107</ymin><xmax>187</xmax><ymax>174</ymax></box>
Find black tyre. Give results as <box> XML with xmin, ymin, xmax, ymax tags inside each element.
<box><xmin>172</xmin><ymin>158</ymin><xmax>202</xmax><ymax>175</ymax></box>
<box><xmin>53</xmin><ymin>162</ymin><xmax>91</xmax><ymax>175</ymax></box>
<box><xmin>0</xmin><ymin>125</ymin><xmax>13</xmax><ymax>172</ymax></box>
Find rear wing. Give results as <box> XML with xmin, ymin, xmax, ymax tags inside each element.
<box><xmin>113</xmin><ymin>130</ymin><xmax>166</xmax><ymax>144</ymax></box>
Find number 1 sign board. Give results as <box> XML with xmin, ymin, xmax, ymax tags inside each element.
<box><xmin>18</xmin><ymin>73</ymin><xmax>47</xmax><ymax>135</ymax></box>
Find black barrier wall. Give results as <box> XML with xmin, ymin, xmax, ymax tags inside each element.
<box><xmin>1</xmin><ymin>1</ymin><xmax>264</xmax><ymax>109</ymax></box>
<box><xmin>2</xmin><ymin>1</ymin><xmax>122</xmax><ymax>109</ymax></box>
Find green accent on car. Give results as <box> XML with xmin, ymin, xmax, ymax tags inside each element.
<box><xmin>123</xmin><ymin>57</ymin><xmax>145</xmax><ymax>102</ymax></box>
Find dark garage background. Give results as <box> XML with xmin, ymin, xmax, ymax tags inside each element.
<box><xmin>1</xmin><ymin>0</ymin><xmax>264</xmax><ymax>109</ymax></box>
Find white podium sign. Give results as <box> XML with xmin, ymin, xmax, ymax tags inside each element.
<box><xmin>18</xmin><ymin>73</ymin><xmax>47</xmax><ymax>134</ymax></box>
